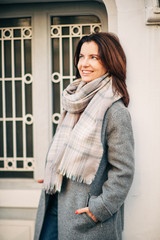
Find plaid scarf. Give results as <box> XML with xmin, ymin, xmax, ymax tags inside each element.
<box><xmin>43</xmin><ymin>73</ymin><xmax>121</xmax><ymax>194</ymax></box>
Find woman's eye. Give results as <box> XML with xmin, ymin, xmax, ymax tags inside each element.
<box><xmin>79</xmin><ymin>55</ymin><xmax>83</xmax><ymax>59</ymax></box>
<box><xmin>92</xmin><ymin>56</ymin><xmax>97</xmax><ymax>60</ymax></box>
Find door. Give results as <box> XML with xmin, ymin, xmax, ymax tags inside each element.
<box><xmin>0</xmin><ymin>2</ymin><xmax>108</xmax><ymax>240</ymax></box>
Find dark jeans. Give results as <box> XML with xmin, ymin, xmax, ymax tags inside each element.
<box><xmin>40</xmin><ymin>193</ymin><xmax>58</xmax><ymax>240</ymax></box>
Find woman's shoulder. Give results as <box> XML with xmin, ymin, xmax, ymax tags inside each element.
<box><xmin>108</xmin><ymin>99</ymin><xmax>127</xmax><ymax>112</ymax></box>
<box><xmin>101</xmin><ymin>100</ymin><xmax>134</xmax><ymax>145</ymax></box>
<box><xmin>103</xmin><ymin>100</ymin><xmax>132</xmax><ymax>133</ymax></box>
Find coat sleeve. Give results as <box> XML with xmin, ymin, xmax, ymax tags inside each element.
<box><xmin>88</xmin><ymin>107</ymin><xmax>134</xmax><ymax>222</ymax></box>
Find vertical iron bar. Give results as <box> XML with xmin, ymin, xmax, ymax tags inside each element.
<box><xmin>59</xmin><ymin>27</ymin><xmax>63</xmax><ymax>113</ymax></box>
<box><xmin>1</xmin><ymin>29</ymin><xmax>7</xmax><ymax>167</ymax></box>
<box><xmin>11</xmin><ymin>29</ymin><xmax>16</xmax><ymax>169</ymax></box>
<box><xmin>21</xmin><ymin>29</ymin><xmax>26</xmax><ymax>163</ymax></box>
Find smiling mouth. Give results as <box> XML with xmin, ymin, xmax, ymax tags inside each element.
<box><xmin>82</xmin><ymin>70</ymin><xmax>93</xmax><ymax>74</ymax></box>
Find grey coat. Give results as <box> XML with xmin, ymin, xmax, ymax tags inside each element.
<box><xmin>34</xmin><ymin>100</ymin><xmax>134</xmax><ymax>240</ymax></box>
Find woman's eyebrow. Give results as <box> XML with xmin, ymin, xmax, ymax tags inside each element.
<box><xmin>79</xmin><ymin>53</ymin><xmax>99</xmax><ymax>56</ymax></box>
<box><xmin>90</xmin><ymin>54</ymin><xmax>99</xmax><ymax>56</ymax></box>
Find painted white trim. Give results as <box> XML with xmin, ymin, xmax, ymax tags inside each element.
<box><xmin>102</xmin><ymin>0</ymin><xmax>117</xmax><ymax>33</ymax></box>
<box><xmin>0</xmin><ymin>179</ymin><xmax>41</xmax><ymax>207</ymax></box>
<box><xmin>0</xmin><ymin>189</ymin><xmax>41</xmax><ymax>208</ymax></box>
<box><xmin>0</xmin><ymin>219</ymin><xmax>35</xmax><ymax>240</ymax></box>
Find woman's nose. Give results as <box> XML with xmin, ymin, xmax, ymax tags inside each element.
<box><xmin>82</xmin><ymin>57</ymin><xmax>89</xmax><ymax>66</ymax></box>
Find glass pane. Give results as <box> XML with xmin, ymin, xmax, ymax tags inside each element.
<box><xmin>0</xmin><ymin>121</ymin><xmax>3</xmax><ymax>157</ymax></box>
<box><xmin>0</xmin><ymin>160</ymin><xmax>4</xmax><ymax>168</ymax></box>
<box><xmin>82</xmin><ymin>26</ymin><xmax>91</xmax><ymax>34</ymax></box>
<box><xmin>72</xmin><ymin>37</ymin><xmax>80</xmax><ymax>75</ymax></box>
<box><xmin>14</xmin><ymin>40</ymin><xmax>21</xmax><ymax>77</ymax></box>
<box><xmin>4</xmin><ymin>40</ymin><xmax>12</xmax><ymax>78</ymax></box>
<box><xmin>62</xmin><ymin>38</ymin><xmax>69</xmax><ymax>75</ymax></box>
<box><xmin>0</xmin><ymin>17</ymin><xmax>31</xmax><ymax>27</ymax></box>
<box><xmin>62</xmin><ymin>27</ymin><xmax>69</xmax><ymax>35</ymax></box>
<box><xmin>25</xmin><ymin>83</ymin><xmax>32</xmax><ymax>115</ymax></box>
<box><xmin>16</xmin><ymin>160</ymin><xmax>23</xmax><ymax>168</ymax></box>
<box><xmin>0</xmin><ymin>42</ymin><xmax>2</xmax><ymax>78</ymax></box>
<box><xmin>0</xmin><ymin>171</ymin><xmax>33</xmax><ymax>178</ymax></box>
<box><xmin>52</xmin><ymin>81</ymin><xmax>60</xmax><ymax>135</ymax></box>
<box><xmin>16</xmin><ymin>121</ymin><xmax>23</xmax><ymax>157</ymax></box>
<box><xmin>51</xmin><ymin>15</ymin><xmax>100</xmax><ymax>25</ymax></box>
<box><xmin>24</xmin><ymin>39</ymin><xmax>32</xmax><ymax>74</ymax></box>
<box><xmin>15</xmin><ymin>81</ymin><xmax>22</xmax><ymax>117</ymax></box>
<box><xmin>5</xmin><ymin>81</ymin><xmax>12</xmax><ymax>117</ymax></box>
<box><xmin>53</xmin><ymin>124</ymin><xmax>56</xmax><ymax>135</ymax></box>
<box><xmin>52</xmin><ymin>82</ymin><xmax>60</xmax><ymax>114</ymax></box>
<box><xmin>26</xmin><ymin>124</ymin><xmax>33</xmax><ymax>157</ymax></box>
<box><xmin>52</xmin><ymin>38</ymin><xmax>59</xmax><ymax>73</ymax></box>
<box><xmin>14</xmin><ymin>29</ymin><xmax>21</xmax><ymax>38</ymax></box>
<box><xmin>0</xmin><ymin>81</ymin><xmax>2</xmax><ymax>117</ymax></box>
<box><xmin>6</xmin><ymin>121</ymin><xmax>13</xmax><ymax>157</ymax></box>
<box><xmin>63</xmin><ymin>79</ymin><xmax>70</xmax><ymax>90</ymax></box>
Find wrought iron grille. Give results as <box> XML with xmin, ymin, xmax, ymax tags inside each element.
<box><xmin>0</xmin><ymin>18</ymin><xmax>33</xmax><ymax>177</ymax></box>
<box><xmin>50</xmin><ymin>17</ymin><xmax>101</xmax><ymax>134</ymax></box>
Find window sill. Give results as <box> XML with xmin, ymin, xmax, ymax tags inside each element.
<box><xmin>0</xmin><ymin>179</ymin><xmax>42</xmax><ymax>208</ymax></box>
<box><xmin>146</xmin><ymin>7</ymin><xmax>160</xmax><ymax>24</ymax></box>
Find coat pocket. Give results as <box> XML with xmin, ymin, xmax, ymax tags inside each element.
<box><xmin>74</xmin><ymin>193</ymin><xmax>97</xmax><ymax>232</ymax></box>
<box><xmin>74</xmin><ymin>212</ymin><xmax>97</xmax><ymax>232</ymax></box>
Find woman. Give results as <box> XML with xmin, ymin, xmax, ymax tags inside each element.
<box><xmin>34</xmin><ymin>32</ymin><xmax>134</xmax><ymax>240</ymax></box>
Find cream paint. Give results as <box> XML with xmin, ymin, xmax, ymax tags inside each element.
<box><xmin>103</xmin><ymin>0</ymin><xmax>160</xmax><ymax>239</ymax></box>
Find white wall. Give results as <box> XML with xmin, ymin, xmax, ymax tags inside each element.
<box><xmin>103</xmin><ymin>0</ymin><xmax>160</xmax><ymax>239</ymax></box>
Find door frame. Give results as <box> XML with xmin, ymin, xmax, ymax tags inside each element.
<box><xmin>0</xmin><ymin>1</ymin><xmax>108</xmax><ymax>210</ymax></box>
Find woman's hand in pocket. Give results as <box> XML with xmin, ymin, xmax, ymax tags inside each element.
<box><xmin>75</xmin><ymin>207</ymin><xmax>98</xmax><ymax>223</ymax></box>
<box><xmin>37</xmin><ymin>179</ymin><xmax>44</xmax><ymax>183</ymax></box>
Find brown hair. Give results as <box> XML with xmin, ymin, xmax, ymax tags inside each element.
<box><xmin>74</xmin><ymin>32</ymin><xmax>129</xmax><ymax>107</ymax></box>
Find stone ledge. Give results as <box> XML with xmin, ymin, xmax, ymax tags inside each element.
<box><xmin>146</xmin><ymin>7</ymin><xmax>160</xmax><ymax>24</ymax></box>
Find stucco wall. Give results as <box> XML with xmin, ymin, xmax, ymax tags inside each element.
<box><xmin>103</xmin><ymin>0</ymin><xmax>160</xmax><ymax>239</ymax></box>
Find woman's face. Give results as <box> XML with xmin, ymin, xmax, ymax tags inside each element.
<box><xmin>77</xmin><ymin>41</ymin><xmax>107</xmax><ymax>83</ymax></box>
